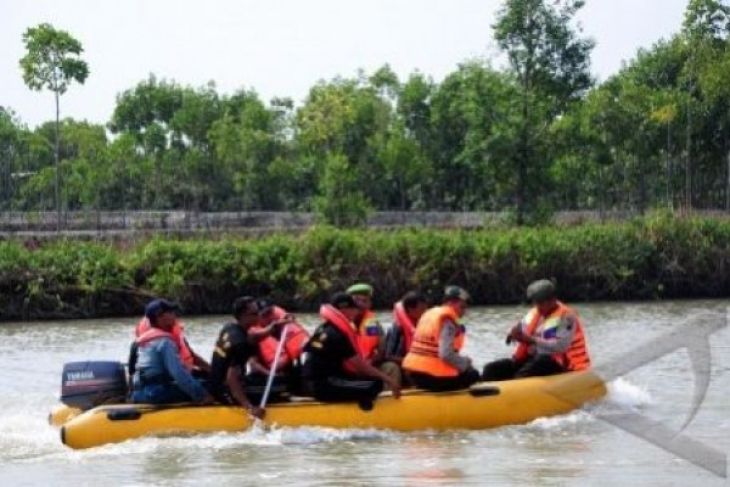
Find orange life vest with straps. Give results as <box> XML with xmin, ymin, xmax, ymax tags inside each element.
<box><xmin>512</xmin><ymin>301</ymin><xmax>591</xmax><ymax>371</ymax></box>
<box><xmin>255</xmin><ymin>307</ymin><xmax>310</xmax><ymax>369</ymax></box>
<box><xmin>135</xmin><ymin>318</ymin><xmax>195</xmax><ymax>371</ymax></box>
<box><xmin>319</xmin><ymin>304</ymin><xmax>364</xmax><ymax>375</ymax></box>
<box><xmin>356</xmin><ymin>310</ymin><xmax>382</xmax><ymax>362</ymax></box>
<box><xmin>135</xmin><ymin>327</ymin><xmax>175</xmax><ymax>347</ymax></box>
<box><xmin>393</xmin><ymin>301</ymin><xmax>416</xmax><ymax>353</ymax></box>
<box><xmin>402</xmin><ymin>305</ymin><xmax>466</xmax><ymax>377</ymax></box>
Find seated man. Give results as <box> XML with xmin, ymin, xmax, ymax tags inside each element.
<box><xmin>403</xmin><ymin>286</ymin><xmax>481</xmax><ymax>391</ymax></box>
<box><xmin>481</xmin><ymin>279</ymin><xmax>591</xmax><ymax>381</ymax></box>
<box><xmin>128</xmin><ymin>298</ymin><xmax>210</xmax><ymax>378</ymax></box>
<box><xmin>245</xmin><ymin>298</ymin><xmax>309</xmax><ymax>400</ymax></box>
<box><xmin>208</xmin><ymin>296</ymin><xmax>286</xmax><ymax>418</ymax></box>
<box><xmin>347</xmin><ymin>283</ymin><xmax>402</xmax><ymax>388</ymax></box>
<box><xmin>302</xmin><ymin>292</ymin><xmax>401</xmax><ymax>404</ymax></box>
<box><xmin>130</xmin><ymin>299</ymin><xmax>214</xmax><ymax>405</ymax></box>
<box><xmin>383</xmin><ymin>291</ymin><xmax>429</xmax><ymax>365</ymax></box>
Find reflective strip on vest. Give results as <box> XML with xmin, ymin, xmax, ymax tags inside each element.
<box><xmin>402</xmin><ymin>305</ymin><xmax>464</xmax><ymax>378</ymax></box>
<box><xmin>512</xmin><ymin>302</ymin><xmax>591</xmax><ymax>371</ymax></box>
<box><xmin>357</xmin><ymin>310</ymin><xmax>381</xmax><ymax>361</ymax></box>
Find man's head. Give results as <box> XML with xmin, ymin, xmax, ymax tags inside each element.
<box><xmin>402</xmin><ymin>291</ymin><xmax>428</xmax><ymax>322</ymax></box>
<box><xmin>144</xmin><ymin>299</ymin><xmax>180</xmax><ymax>331</ymax></box>
<box><xmin>526</xmin><ymin>279</ymin><xmax>558</xmax><ymax>315</ymax></box>
<box><xmin>443</xmin><ymin>285</ymin><xmax>470</xmax><ymax>317</ymax></box>
<box><xmin>346</xmin><ymin>283</ymin><xmax>374</xmax><ymax>312</ymax></box>
<box><xmin>232</xmin><ymin>296</ymin><xmax>260</xmax><ymax>328</ymax></box>
<box><xmin>331</xmin><ymin>292</ymin><xmax>361</xmax><ymax>322</ymax></box>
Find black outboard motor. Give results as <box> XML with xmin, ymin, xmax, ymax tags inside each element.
<box><xmin>61</xmin><ymin>361</ymin><xmax>128</xmax><ymax>410</ymax></box>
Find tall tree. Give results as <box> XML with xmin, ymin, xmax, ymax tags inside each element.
<box><xmin>493</xmin><ymin>0</ymin><xmax>593</xmax><ymax>223</ymax></box>
<box><xmin>19</xmin><ymin>23</ymin><xmax>89</xmax><ymax>230</ymax></box>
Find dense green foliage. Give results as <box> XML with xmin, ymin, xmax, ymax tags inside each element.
<box><xmin>4</xmin><ymin>1</ymin><xmax>730</xmax><ymax>225</ymax></box>
<box><xmin>1</xmin><ymin>215</ymin><xmax>728</xmax><ymax>320</ymax></box>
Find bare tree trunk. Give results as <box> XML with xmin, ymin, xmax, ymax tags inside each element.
<box><xmin>54</xmin><ymin>89</ymin><xmax>61</xmax><ymax>232</ymax></box>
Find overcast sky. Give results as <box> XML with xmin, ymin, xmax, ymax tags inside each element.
<box><xmin>3</xmin><ymin>0</ymin><xmax>689</xmax><ymax>128</ymax></box>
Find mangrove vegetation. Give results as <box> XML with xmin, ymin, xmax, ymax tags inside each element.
<box><xmin>0</xmin><ymin>214</ymin><xmax>728</xmax><ymax>320</ymax></box>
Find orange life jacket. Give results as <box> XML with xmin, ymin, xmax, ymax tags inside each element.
<box><xmin>356</xmin><ymin>310</ymin><xmax>382</xmax><ymax>362</ymax></box>
<box><xmin>512</xmin><ymin>301</ymin><xmax>591</xmax><ymax>371</ymax></box>
<box><xmin>393</xmin><ymin>301</ymin><xmax>416</xmax><ymax>353</ymax></box>
<box><xmin>255</xmin><ymin>307</ymin><xmax>310</xmax><ymax>369</ymax></box>
<box><xmin>402</xmin><ymin>305</ymin><xmax>466</xmax><ymax>378</ymax></box>
<box><xmin>319</xmin><ymin>304</ymin><xmax>364</xmax><ymax>374</ymax></box>
<box><xmin>135</xmin><ymin>327</ymin><xmax>175</xmax><ymax>347</ymax></box>
<box><xmin>135</xmin><ymin>318</ymin><xmax>195</xmax><ymax>371</ymax></box>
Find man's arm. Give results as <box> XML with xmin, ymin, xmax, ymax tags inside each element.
<box><xmin>344</xmin><ymin>355</ymin><xmax>401</xmax><ymax>398</ymax></box>
<box><xmin>160</xmin><ymin>340</ymin><xmax>211</xmax><ymax>403</ymax></box>
<box><xmin>438</xmin><ymin>321</ymin><xmax>471</xmax><ymax>372</ymax></box>
<box><xmin>225</xmin><ymin>365</ymin><xmax>264</xmax><ymax>418</ymax></box>
<box><xmin>247</xmin><ymin>319</ymin><xmax>292</xmax><ymax>344</ymax></box>
<box><xmin>127</xmin><ymin>342</ymin><xmax>138</xmax><ymax>377</ymax></box>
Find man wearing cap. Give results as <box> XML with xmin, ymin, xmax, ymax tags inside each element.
<box><xmin>346</xmin><ymin>283</ymin><xmax>385</xmax><ymax>363</ymax></box>
<box><xmin>402</xmin><ymin>286</ymin><xmax>481</xmax><ymax>391</ymax></box>
<box><xmin>128</xmin><ymin>298</ymin><xmax>210</xmax><ymax>378</ymax></box>
<box><xmin>347</xmin><ymin>283</ymin><xmax>404</xmax><ymax>388</ymax></box>
<box><xmin>130</xmin><ymin>299</ymin><xmax>214</xmax><ymax>405</ymax></box>
<box><xmin>302</xmin><ymin>292</ymin><xmax>401</xmax><ymax>403</ymax></box>
<box><xmin>208</xmin><ymin>296</ymin><xmax>290</xmax><ymax>419</ymax></box>
<box><xmin>481</xmin><ymin>279</ymin><xmax>591</xmax><ymax>381</ymax></box>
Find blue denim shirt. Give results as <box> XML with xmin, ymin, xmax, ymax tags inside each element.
<box><xmin>132</xmin><ymin>337</ymin><xmax>207</xmax><ymax>402</ymax></box>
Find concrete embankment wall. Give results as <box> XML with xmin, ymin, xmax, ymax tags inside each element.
<box><xmin>0</xmin><ymin>210</ymin><xmax>687</xmax><ymax>239</ymax></box>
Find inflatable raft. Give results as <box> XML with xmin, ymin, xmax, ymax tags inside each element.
<box><xmin>53</xmin><ymin>371</ymin><xmax>606</xmax><ymax>450</ymax></box>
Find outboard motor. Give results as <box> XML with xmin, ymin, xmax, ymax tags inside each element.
<box><xmin>61</xmin><ymin>361</ymin><xmax>128</xmax><ymax>410</ymax></box>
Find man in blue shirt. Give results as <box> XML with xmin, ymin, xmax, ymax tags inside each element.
<box><xmin>131</xmin><ymin>300</ymin><xmax>214</xmax><ymax>404</ymax></box>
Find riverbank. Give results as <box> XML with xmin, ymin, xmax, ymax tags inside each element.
<box><xmin>1</xmin><ymin>214</ymin><xmax>728</xmax><ymax>321</ymax></box>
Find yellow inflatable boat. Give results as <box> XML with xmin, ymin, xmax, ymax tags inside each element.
<box><xmin>55</xmin><ymin>371</ymin><xmax>605</xmax><ymax>450</ymax></box>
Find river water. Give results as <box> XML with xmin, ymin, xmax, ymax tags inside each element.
<box><xmin>0</xmin><ymin>300</ymin><xmax>728</xmax><ymax>486</ymax></box>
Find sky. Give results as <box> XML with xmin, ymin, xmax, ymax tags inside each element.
<box><xmin>2</xmin><ymin>0</ymin><xmax>689</xmax><ymax>128</ymax></box>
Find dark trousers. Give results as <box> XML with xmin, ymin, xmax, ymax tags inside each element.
<box><xmin>242</xmin><ymin>372</ymin><xmax>290</xmax><ymax>404</ymax></box>
<box><xmin>310</xmin><ymin>376</ymin><xmax>384</xmax><ymax>403</ymax></box>
<box><xmin>410</xmin><ymin>367</ymin><xmax>481</xmax><ymax>392</ymax></box>
<box><xmin>481</xmin><ymin>356</ymin><xmax>566</xmax><ymax>382</ymax></box>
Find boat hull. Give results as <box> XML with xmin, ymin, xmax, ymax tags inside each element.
<box><xmin>58</xmin><ymin>371</ymin><xmax>606</xmax><ymax>449</ymax></box>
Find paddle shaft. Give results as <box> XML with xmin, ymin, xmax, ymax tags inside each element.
<box><xmin>259</xmin><ymin>325</ymin><xmax>289</xmax><ymax>409</ymax></box>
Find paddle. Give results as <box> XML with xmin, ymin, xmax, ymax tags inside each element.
<box><xmin>259</xmin><ymin>324</ymin><xmax>290</xmax><ymax>410</ymax></box>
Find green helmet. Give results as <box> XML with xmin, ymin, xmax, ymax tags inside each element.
<box><xmin>526</xmin><ymin>279</ymin><xmax>556</xmax><ymax>302</ymax></box>
<box><xmin>346</xmin><ymin>283</ymin><xmax>374</xmax><ymax>297</ymax></box>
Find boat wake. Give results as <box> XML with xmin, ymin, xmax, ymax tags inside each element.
<box><xmin>524</xmin><ymin>377</ymin><xmax>653</xmax><ymax>432</ymax></box>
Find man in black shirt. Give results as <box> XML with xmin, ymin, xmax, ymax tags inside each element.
<box><xmin>209</xmin><ymin>296</ymin><xmax>287</xmax><ymax>419</ymax></box>
<box><xmin>303</xmin><ymin>293</ymin><xmax>401</xmax><ymax>404</ymax></box>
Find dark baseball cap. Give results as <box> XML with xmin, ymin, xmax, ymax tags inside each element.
<box><xmin>444</xmin><ymin>285</ymin><xmax>470</xmax><ymax>302</ymax></box>
<box><xmin>144</xmin><ymin>299</ymin><xmax>180</xmax><ymax>320</ymax></box>
<box><xmin>330</xmin><ymin>292</ymin><xmax>358</xmax><ymax>310</ymax></box>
